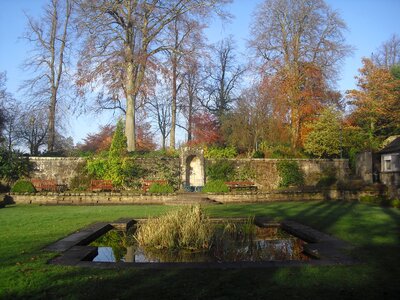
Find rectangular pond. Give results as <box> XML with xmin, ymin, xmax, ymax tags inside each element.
<box><xmin>88</xmin><ymin>221</ymin><xmax>310</xmax><ymax>263</ymax></box>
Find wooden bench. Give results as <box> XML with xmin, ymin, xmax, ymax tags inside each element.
<box><xmin>142</xmin><ymin>180</ymin><xmax>168</xmax><ymax>192</ymax></box>
<box><xmin>90</xmin><ymin>180</ymin><xmax>114</xmax><ymax>192</ymax></box>
<box><xmin>224</xmin><ymin>181</ymin><xmax>257</xmax><ymax>192</ymax></box>
<box><xmin>31</xmin><ymin>179</ymin><xmax>64</xmax><ymax>192</ymax></box>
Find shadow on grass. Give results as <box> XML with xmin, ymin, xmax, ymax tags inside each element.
<box><xmin>3</xmin><ymin>262</ymin><xmax>399</xmax><ymax>300</ymax></box>
<box><xmin>2</xmin><ymin>201</ymin><xmax>400</xmax><ymax>300</ymax></box>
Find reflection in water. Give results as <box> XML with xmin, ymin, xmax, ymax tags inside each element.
<box><xmin>90</xmin><ymin>224</ymin><xmax>310</xmax><ymax>263</ymax></box>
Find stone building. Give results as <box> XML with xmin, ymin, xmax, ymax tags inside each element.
<box><xmin>378</xmin><ymin>137</ymin><xmax>400</xmax><ymax>198</ymax></box>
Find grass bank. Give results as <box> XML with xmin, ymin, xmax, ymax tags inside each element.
<box><xmin>0</xmin><ymin>201</ymin><xmax>399</xmax><ymax>299</ymax></box>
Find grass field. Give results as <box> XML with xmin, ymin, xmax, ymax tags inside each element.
<box><xmin>0</xmin><ymin>201</ymin><xmax>399</xmax><ymax>299</ymax></box>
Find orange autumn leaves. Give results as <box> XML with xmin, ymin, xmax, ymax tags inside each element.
<box><xmin>347</xmin><ymin>58</ymin><xmax>400</xmax><ymax>144</ymax></box>
<box><xmin>258</xmin><ymin>62</ymin><xmax>340</xmax><ymax>148</ymax></box>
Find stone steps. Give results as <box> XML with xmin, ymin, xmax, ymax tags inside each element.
<box><xmin>165</xmin><ymin>193</ymin><xmax>221</xmax><ymax>205</ymax></box>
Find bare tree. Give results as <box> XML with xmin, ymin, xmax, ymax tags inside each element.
<box><xmin>165</xmin><ymin>15</ymin><xmax>206</xmax><ymax>149</ymax></box>
<box><xmin>201</xmin><ymin>37</ymin><xmax>245</xmax><ymax>122</ymax></box>
<box><xmin>0</xmin><ymin>72</ymin><xmax>19</xmax><ymax>151</ymax></box>
<box><xmin>249</xmin><ymin>0</ymin><xmax>352</xmax><ymax>148</ymax></box>
<box><xmin>22</xmin><ymin>0</ymin><xmax>73</xmax><ymax>152</ymax></box>
<box><xmin>75</xmin><ymin>0</ymin><xmax>230</xmax><ymax>152</ymax></box>
<box><xmin>372</xmin><ymin>34</ymin><xmax>400</xmax><ymax>69</ymax></box>
<box><xmin>15</xmin><ymin>107</ymin><xmax>49</xmax><ymax>155</ymax></box>
<box><xmin>181</xmin><ymin>56</ymin><xmax>204</xmax><ymax>142</ymax></box>
<box><xmin>148</xmin><ymin>79</ymin><xmax>171</xmax><ymax>150</ymax></box>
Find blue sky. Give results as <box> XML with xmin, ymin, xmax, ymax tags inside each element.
<box><xmin>1</xmin><ymin>0</ymin><xmax>399</xmax><ymax>145</ymax></box>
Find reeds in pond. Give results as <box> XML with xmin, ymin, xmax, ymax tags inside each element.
<box><xmin>135</xmin><ymin>205</ymin><xmax>214</xmax><ymax>251</ymax></box>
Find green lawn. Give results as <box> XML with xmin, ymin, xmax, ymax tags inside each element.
<box><xmin>0</xmin><ymin>201</ymin><xmax>399</xmax><ymax>299</ymax></box>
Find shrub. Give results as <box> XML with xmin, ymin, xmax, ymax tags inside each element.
<box><xmin>148</xmin><ymin>183</ymin><xmax>174</xmax><ymax>194</ymax></box>
<box><xmin>277</xmin><ymin>160</ymin><xmax>304</xmax><ymax>188</ymax></box>
<box><xmin>69</xmin><ymin>162</ymin><xmax>93</xmax><ymax>191</ymax></box>
<box><xmin>204</xmin><ymin>146</ymin><xmax>237</xmax><ymax>159</ymax></box>
<box><xmin>390</xmin><ymin>199</ymin><xmax>400</xmax><ymax>208</ymax></box>
<box><xmin>316</xmin><ymin>176</ymin><xmax>337</xmax><ymax>187</ymax></box>
<box><xmin>359</xmin><ymin>195</ymin><xmax>388</xmax><ymax>206</ymax></box>
<box><xmin>202</xmin><ymin>180</ymin><xmax>229</xmax><ymax>193</ymax></box>
<box><xmin>316</xmin><ymin>166</ymin><xmax>337</xmax><ymax>188</ymax></box>
<box><xmin>206</xmin><ymin>160</ymin><xmax>235</xmax><ymax>181</ymax></box>
<box><xmin>233</xmin><ymin>163</ymin><xmax>256</xmax><ymax>181</ymax></box>
<box><xmin>259</xmin><ymin>142</ymin><xmax>300</xmax><ymax>158</ymax></box>
<box><xmin>135</xmin><ymin>205</ymin><xmax>214</xmax><ymax>250</ymax></box>
<box><xmin>11</xmin><ymin>180</ymin><xmax>36</xmax><ymax>193</ymax></box>
<box><xmin>0</xmin><ymin>148</ymin><xmax>32</xmax><ymax>184</ymax></box>
<box><xmin>86</xmin><ymin>120</ymin><xmax>145</xmax><ymax>188</ymax></box>
<box><xmin>252</xmin><ymin>150</ymin><xmax>265</xmax><ymax>158</ymax></box>
<box><xmin>129</xmin><ymin>149</ymin><xmax>179</xmax><ymax>158</ymax></box>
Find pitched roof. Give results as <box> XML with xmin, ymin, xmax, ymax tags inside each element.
<box><xmin>379</xmin><ymin>137</ymin><xmax>400</xmax><ymax>154</ymax></box>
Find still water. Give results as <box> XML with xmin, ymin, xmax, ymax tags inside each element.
<box><xmin>90</xmin><ymin>223</ymin><xmax>310</xmax><ymax>263</ymax></box>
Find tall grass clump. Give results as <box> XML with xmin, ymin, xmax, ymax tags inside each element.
<box><xmin>135</xmin><ymin>205</ymin><xmax>214</xmax><ymax>250</ymax></box>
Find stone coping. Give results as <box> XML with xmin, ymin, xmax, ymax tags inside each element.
<box><xmin>46</xmin><ymin>217</ymin><xmax>357</xmax><ymax>269</ymax></box>
<box><xmin>8</xmin><ymin>188</ymin><xmax>353</xmax><ymax>196</ymax></box>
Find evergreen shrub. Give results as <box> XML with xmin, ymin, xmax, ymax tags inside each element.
<box><xmin>277</xmin><ymin>160</ymin><xmax>304</xmax><ymax>188</ymax></box>
<box><xmin>148</xmin><ymin>183</ymin><xmax>174</xmax><ymax>194</ymax></box>
<box><xmin>252</xmin><ymin>150</ymin><xmax>265</xmax><ymax>158</ymax></box>
<box><xmin>11</xmin><ymin>180</ymin><xmax>36</xmax><ymax>193</ymax></box>
<box><xmin>202</xmin><ymin>180</ymin><xmax>229</xmax><ymax>193</ymax></box>
<box><xmin>206</xmin><ymin>160</ymin><xmax>235</xmax><ymax>181</ymax></box>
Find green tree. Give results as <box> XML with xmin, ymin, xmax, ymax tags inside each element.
<box><xmin>304</xmin><ymin>107</ymin><xmax>342</xmax><ymax>158</ymax></box>
<box><xmin>87</xmin><ymin>120</ymin><xmax>142</xmax><ymax>187</ymax></box>
<box><xmin>0</xmin><ymin>148</ymin><xmax>32</xmax><ymax>185</ymax></box>
<box><xmin>109</xmin><ymin>120</ymin><xmax>127</xmax><ymax>159</ymax></box>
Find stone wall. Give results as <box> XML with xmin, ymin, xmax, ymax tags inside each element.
<box><xmin>9</xmin><ymin>187</ymin><xmax>377</xmax><ymax>205</ymax></box>
<box><xmin>29</xmin><ymin>157</ymin><xmax>86</xmax><ymax>185</ymax></box>
<box><xmin>28</xmin><ymin>156</ymin><xmax>181</xmax><ymax>188</ymax></box>
<box><xmin>380</xmin><ymin>172</ymin><xmax>400</xmax><ymax>198</ymax></box>
<box><xmin>28</xmin><ymin>156</ymin><xmax>349</xmax><ymax>191</ymax></box>
<box><xmin>206</xmin><ymin>159</ymin><xmax>350</xmax><ymax>190</ymax></box>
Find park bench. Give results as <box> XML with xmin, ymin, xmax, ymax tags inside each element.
<box><xmin>31</xmin><ymin>179</ymin><xmax>66</xmax><ymax>192</ymax></box>
<box><xmin>90</xmin><ymin>180</ymin><xmax>114</xmax><ymax>192</ymax></box>
<box><xmin>224</xmin><ymin>181</ymin><xmax>257</xmax><ymax>192</ymax></box>
<box><xmin>142</xmin><ymin>180</ymin><xmax>168</xmax><ymax>192</ymax></box>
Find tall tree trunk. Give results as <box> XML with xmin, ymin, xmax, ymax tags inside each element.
<box><xmin>187</xmin><ymin>88</ymin><xmax>194</xmax><ymax>142</ymax></box>
<box><xmin>162</xmin><ymin>135</ymin><xmax>166</xmax><ymax>150</ymax></box>
<box><xmin>170</xmin><ymin>53</ymin><xmax>177</xmax><ymax>149</ymax></box>
<box><xmin>48</xmin><ymin>91</ymin><xmax>57</xmax><ymax>152</ymax></box>
<box><xmin>290</xmin><ymin>107</ymin><xmax>301</xmax><ymax>150</ymax></box>
<box><xmin>125</xmin><ymin>61</ymin><xmax>136</xmax><ymax>152</ymax></box>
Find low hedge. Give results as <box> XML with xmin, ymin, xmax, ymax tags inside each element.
<box><xmin>148</xmin><ymin>183</ymin><xmax>174</xmax><ymax>194</ymax></box>
<box><xmin>11</xmin><ymin>180</ymin><xmax>36</xmax><ymax>193</ymax></box>
<box><xmin>202</xmin><ymin>180</ymin><xmax>229</xmax><ymax>193</ymax></box>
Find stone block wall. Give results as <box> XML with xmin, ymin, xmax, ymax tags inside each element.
<box><xmin>28</xmin><ymin>156</ymin><xmax>181</xmax><ymax>187</ymax></box>
<box><xmin>206</xmin><ymin>159</ymin><xmax>350</xmax><ymax>190</ymax></box>
<box><xmin>28</xmin><ymin>156</ymin><xmax>349</xmax><ymax>191</ymax></box>
<box><xmin>29</xmin><ymin>157</ymin><xmax>86</xmax><ymax>185</ymax></box>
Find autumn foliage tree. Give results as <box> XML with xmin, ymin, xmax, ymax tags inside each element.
<box><xmin>347</xmin><ymin>58</ymin><xmax>400</xmax><ymax>149</ymax></box>
<box><xmin>188</xmin><ymin>112</ymin><xmax>221</xmax><ymax>146</ymax></box>
<box><xmin>79</xmin><ymin>124</ymin><xmax>115</xmax><ymax>153</ymax></box>
<box><xmin>75</xmin><ymin>0</ymin><xmax>230</xmax><ymax>152</ymax></box>
<box><xmin>250</xmin><ymin>0</ymin><xmax>351</xmax><ymax>149</ymax></box>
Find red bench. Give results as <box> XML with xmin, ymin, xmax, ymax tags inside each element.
<box><xmin>90</xmin><ymin>180</ymin><xmax>114</xmax><ymax>192</ymax></box>
<box><xmin>31</xmin><ymin>179</ymin><xmax>67</xmax><ymax>192</ymax></box>
<box><xmin>142</xmin><ymin>180</ymin><xmax>168</xmax><ymax>192</ymax></box>
<box><xmin>224</xmin><ymin>181</ymin><xmax>257</xmax><ymax>191</ymax></box>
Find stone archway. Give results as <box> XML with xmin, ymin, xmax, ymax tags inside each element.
<box><xmin>181</xmin><ymin>148</ymin><xmax>205</xmax><ymax>190</ymax></box>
